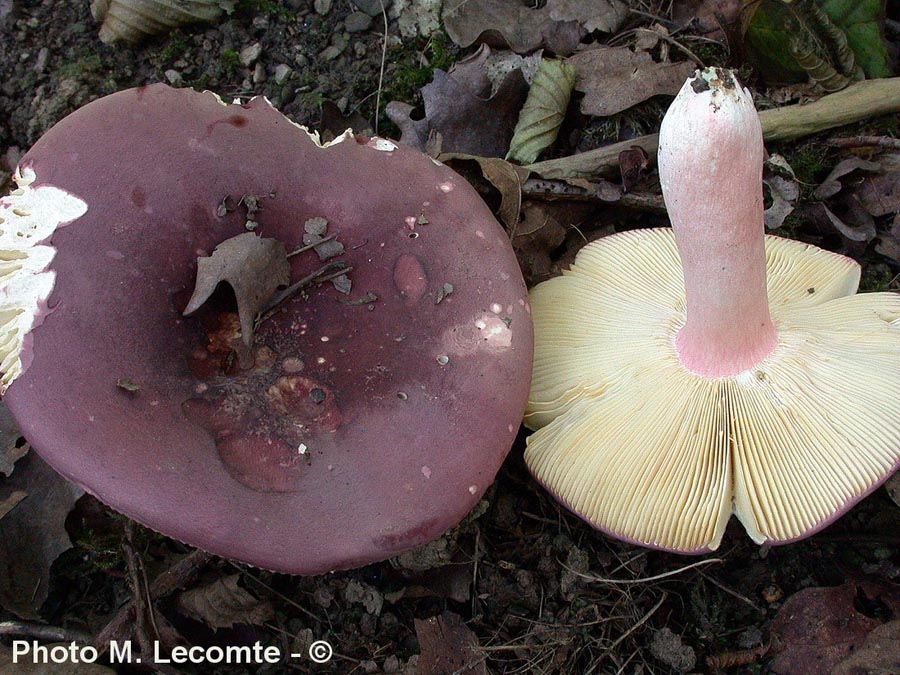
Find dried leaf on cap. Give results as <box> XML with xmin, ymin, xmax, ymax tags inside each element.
<box><xmin>183</xmin><ymin>232</ymin><xmax>290</xmax><ymax>347</ymax></box>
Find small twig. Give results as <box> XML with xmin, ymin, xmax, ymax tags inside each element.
<box><xmin>521</xmin><ymin>178</ymin><xmax>666</xmax><ymax>212</ymax></box>
<box><xmin>699</xmin><ymin>571</ymin><xmax>765</xmax><ymax>613</ymax></box>
<box><xmin>122</xmin><ymin>522</ymin><xmax>158</xmax><ymax>655</ymax></box>
<box><xmin>286</xmin><ymin>233</ymin><xmax>337</xmax><ymax>258</ymax></box>
<box><xmin>374</xmin><ymin>0</ymin><xmax>389</xmax><ymax>136</ymax></box>
<box><xmin>0</xmin><ymin>621</ymin><xmax>92</xmax><ymax>643</ymax></box>
<box><xmin>826</xmin><ymin>135</ymin><xmax>900</xmax><ymax>150</ymax></box>
<box><xmin>564</xmin><ymin>557</ymin><xmax>723</xmax><ymax>585</ymax></box>
<box><xmin>94</xmin><ymin>548</ymin><xmax>213</xmax><ymax>651</ymax></box>
<box><xmin>235</xmin><ymin>563</ymin><xmax>331</xmax><ymax>628</ymax></box>
<box><xmin>255</xmin><ymin>261</ymin><xmax>350</xmax><ymax>331</ymax></box>
<box><xmin>604</xmin><ymin>592</ymin><xmax>667</xmax><ymax>655</ymax></box>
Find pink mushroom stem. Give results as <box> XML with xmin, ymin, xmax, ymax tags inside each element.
<box><xmin>658</xmin><ymin>68</ymin><xmax>778</xmax><ymax>378</ymax></box>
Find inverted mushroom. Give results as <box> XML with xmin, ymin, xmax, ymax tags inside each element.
<box><xmin>0</xmin><ymin>84</ymin><xmax>533</xmax><ymax>574</ymax></box>
<box><xmin>524</xmin><ymin>68</ymin><xmax>900</xmax><ymax>553</ymax></box>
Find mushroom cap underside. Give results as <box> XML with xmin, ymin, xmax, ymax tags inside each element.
<box><xmin>1</xmin><ymin>84</ymin><xmax>534</xmax><ymax>574</ymax></box>
<box><xmin>525</xmin><ymin>228</ymin><xmax>900</xmax><ymax>553</ymax></box>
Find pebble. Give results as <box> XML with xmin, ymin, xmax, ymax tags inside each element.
<box><xmin>239</xmin><ymin>42</ymin><xmax>262</xmax><ymax>67</ymax></box>
<box><xmin>33</xmin><ymin>46</ymin><xmax>48</xmax><ymax>73</ymax></box>
<box><xmin>164</xmin><ymin>69</ymin><xmax>184</xmax><ymax>86</ymax></box>
<box><xmin>319</xmin><ymin>34</ymin><xmax>348</xmax><ymax>61</ymax></box>
<box><xmin>313</xmin><ymin>0</ymin><xmax>332</xmax><ymax>15</ymax></box>
<box><xmin>352</xmin><ymin>0</ymin><xmax>392</xmax><ymax>16</ymax></box>
<box><xmin>273</xmin><ymin>63</ymin><xmax>292</xmax><ymax>84</ymax></box>
<box><xmin>344</xmin><ymin>11</ymin><xmax>372</xmax><ymax>33</ymax></box>
<box><xmin>252</xmin><ymin>62</ymin><xmax>266</xmax><ymax>84</ymax></box>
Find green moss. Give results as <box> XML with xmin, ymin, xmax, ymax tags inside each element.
<box><xmin>157</xmin><ymin>34</ymin><xmax>191</xmax><ymax>66</ymax></box>
<box><xmin>54</xmin><ymin>52</ymin><xmax>104</xmax><ymax>80</ymax></box>
<box><xmin>368</xmin><ymin>30</ymin><xmax>460</xmax><ymax>126</ymax></box>
<box><xmin>221</xmin><ymin>48</ymin><xmax>241</xmax><ymax>70</ymax></box>
<box><xmin>778</xmin><ymin>139</ymin><xmax>835</xmax><ymax>187</ymax></box>
<box><xmin>860</xmin><ymin>261</ymin><xmax>898</xmax><ymax>292</ymax></box>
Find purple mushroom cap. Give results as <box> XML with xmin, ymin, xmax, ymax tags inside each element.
<box><xmin>1</xmin><ymin>84</ymin><xmax>533</xmax><ymax>574</ymax></box>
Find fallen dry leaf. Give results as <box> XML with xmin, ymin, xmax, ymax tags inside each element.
<box><xmin>183</xmin><ymin>232</ymin><xmax>290</xmax><ymax>347</ymax></box>
<box><xmin>569</xmin><ymin>46</ymin><xmax>696</xmax><ymax>117</ymax></box>
<box><xmin>830</xmin><ymin>620</ymin><xmax>900</xmax><ymax>675</ymax></box>
<box><xmin>176</xmin><ymin>574</ymin><xmax>274</xmax><ymax>629</ymax></box>
<box><xmin>764</xmin><ymin>174</ymin><xmax>800</xmax><ymax>229</ymax></box>
<box><xmin>0</xmin><ymin>452</ymin><xmax>83</xmax><ymax>619</ymax></box>
<box><xmin>618</xmin><ymin>146</ymin><xmax>651</xmax><ymax>192</ymax></box>
<box><xmin>855</xmin><ymin>154</ymin><xmax>900</xmax><ymax>217</ymax></box>
<box><xmin>769</xmin><ymin>581</ymin><xmax>900</xmax><ymax>675</ymax></box>
<box><xmin>443</xmin><ymin>0</ymin><xmax>626</xmax><ymax>54</ymax></box>
<box><xmin>672</xmin><ymin>0</ymin><xmax>747</xmax><ymax>41</ymax></box>
<box><xmin>814</xmin><ymin>157</ymin><xmax>882</xmax><ymax>200</ymax></box>
<box><xmin>415</xmin><ymin>611</ymin><xmax>487</xmax><ymax>675</ymax></box>
<box><xmin>510</xmin><ymin>202</ymin><xmax>568</xmax><ymax>286</ymax></box>
<box><xmin>389</xmin><ymin>46</ymin><xmax>528</xmax><ymax>158</ymax></box>
<box><xmin>441</xmin><ymin>154</ymin><xmax>529</xmax><ymax>228</ymax></box>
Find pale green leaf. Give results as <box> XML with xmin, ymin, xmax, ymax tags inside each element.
<box><xmin>506</xmin><ymin>59</ymin><xmax>576</xmax><ymax>165</ymax></box>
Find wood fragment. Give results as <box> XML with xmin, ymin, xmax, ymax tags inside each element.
<box><xmin>526</xmin><ymin>78</ymin><xmax>900</xmax><ymax>179</ymax></box>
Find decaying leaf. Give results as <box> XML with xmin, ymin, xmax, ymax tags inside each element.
<box><xmin>569</xmin><ymin>47</ymin><xmax>696</xmax><ymax>117</ymax></box>
<box><xmin>769</xmin><ymin>581</ymin><xmax>900</xmax><ymax>675</ymax></box>
<box><xmin>415</xmin><ymin>611</ymin><xmax>488</xmax><ymax>675</ymax></box>
<box><xmin>389</xmin><ymin>46</ymin><xmax>528</xmax><ymax>158</ymax></box>
<box><xmin>743</xmin><ymin>0</ymin><xmax>887</xmax><ymax>87</ymax></box>
<box><xmin>183</xmin><ymin>232</ymin><xmax>290</xmax><ymax>347</ymax></box>
<box><xmin>619</xmin><ymin>146</ymin><xmax>651</xmax><ymax>192</ymax></box>
<box><xmin>176</xmin><ymin>574</ymin><xmax>274</xmax><ymax>629</ymax></box>
<box><xmin>819</xmin><ymin>202</ymin><xmax>876</xmax><ymax>242</ymax></box>
<box><xmin>443</xmin><ymin>0</ymin><xmax>626</xmax><ymax>54</ymax></box>
<box><xmin>855</xmin><ymin>153</ymin><xmax>900</xmax><ymax>217</ymax></box>
<box><xmin>441</xmin><ymin>154</ymin><xmax>530</xmax><ymax>229</ymax></box>
<box><xmin>814</xmin><ymin>157</ymin><xmax>882</xmax><ymax>200</ymax></box>
<box><xmin>510</xmin><ymin>203</ymin><xmax>568</xmax><ymax>286</ymax></box>
<box><xmin>506</xmin><ymin>59</ymin><xmax>576</xmax><ymax>165</ymax></box>
<box><xmin>672</xmin><ymin>0</ymin><xmax>746</xmax><ymax>41</ymax></box>
<box><xmin>820</xmin><ymin>0</ymin><xmax>891</xmax><ymax>78</ymax></box>
<box><xmin>0</xmin><ymin>452</ymin><xmax>83</xmax><ymax>619</ymax></box>
<box><xmin>831</xmin><ymin>620</ymin><xmax>900</xmax><ymax>675</ymax></box>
